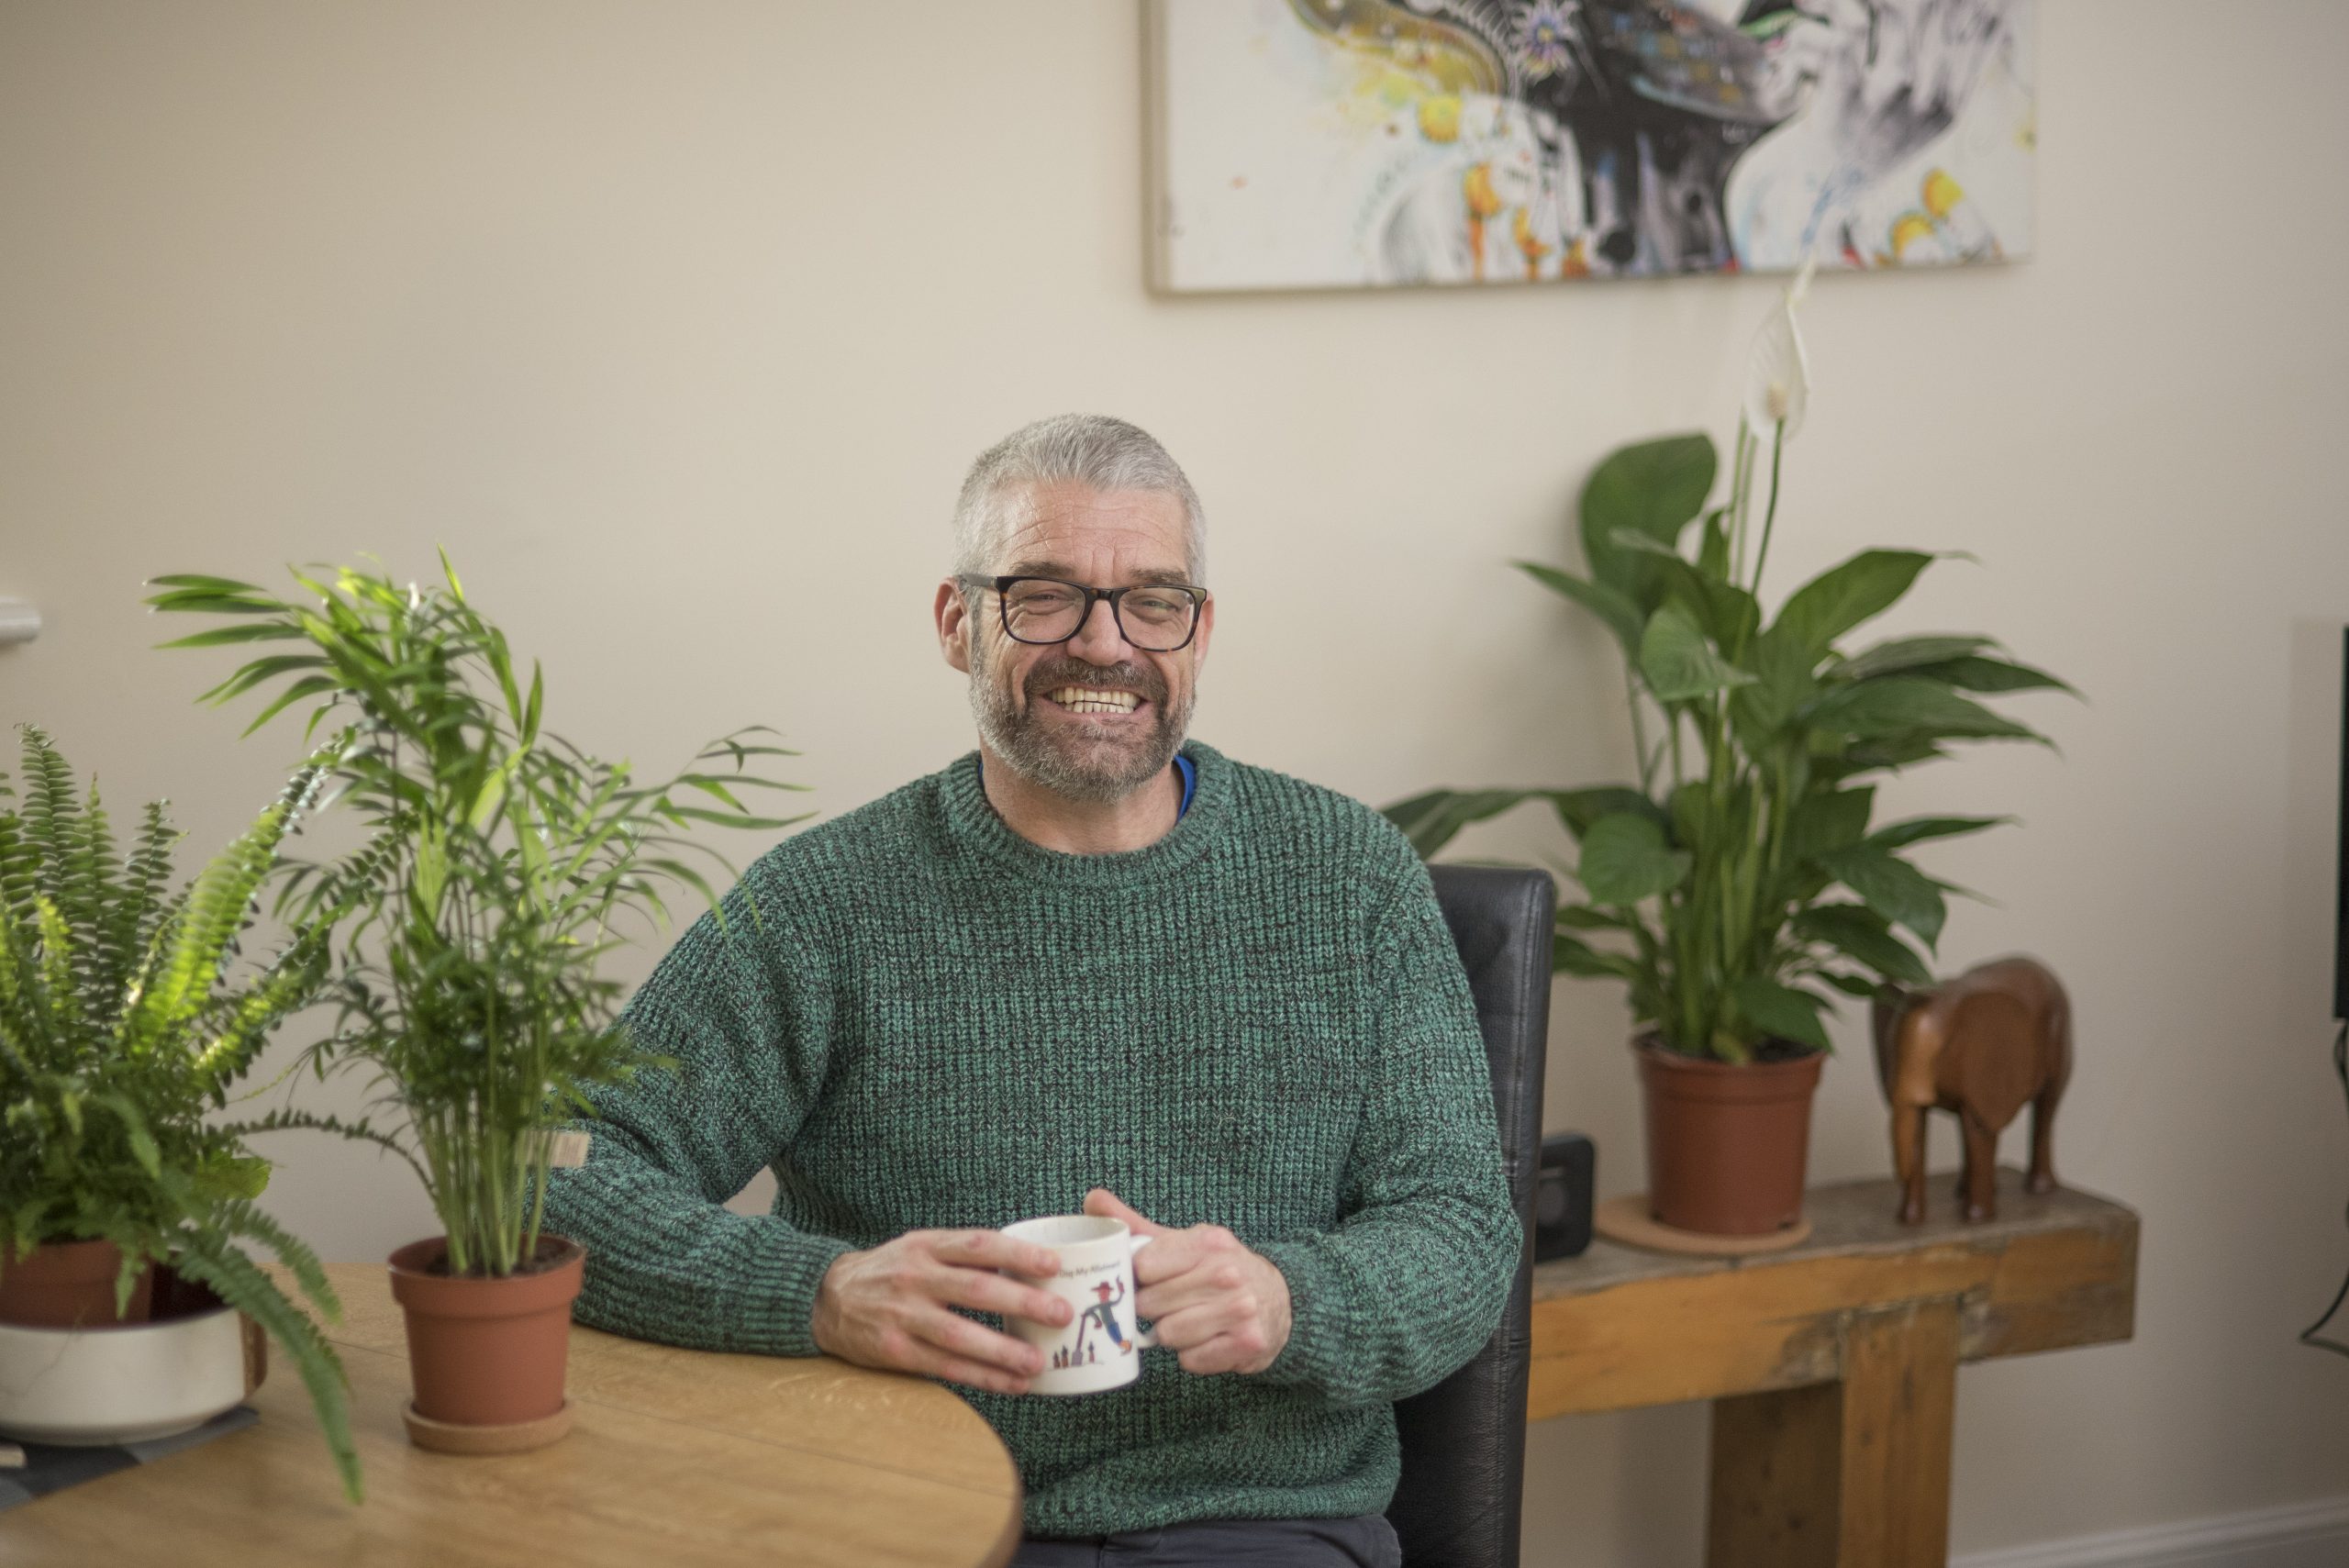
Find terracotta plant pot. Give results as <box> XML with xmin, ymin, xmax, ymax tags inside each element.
<box><xmin>386</xmin><ymin>1234</ymin><xmax>584</xmax><ymax>1452</ymax></box>
<box><xmin>0</xmin><ymin>1239</ymin><xmax>155</xmax><ymax>1329</ymax></box>
<box><xmin>1634</xmin><ymin>1033</ymin><xmax>1826</xmax><ymax>1236</ymax></box>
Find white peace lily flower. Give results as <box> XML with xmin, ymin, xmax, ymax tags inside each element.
<box><xmin>1743</xmin><ymin>257</ymin><xmax>1817</xmax><ymax>439</ymax></box>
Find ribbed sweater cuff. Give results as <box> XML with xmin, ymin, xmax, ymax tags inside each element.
<box><xmin>729</xmin><ymin>1222</ymin><xmax>857</xmax><ymax>1358</ymax></box>
<box><xmin>1251</xmin><ymin>1239</ymin><xmax>1348</xmax><ymax>1394</ymax></box>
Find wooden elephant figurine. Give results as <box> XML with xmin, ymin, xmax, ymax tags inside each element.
<box><xmin>1869</xmin><ymin>957</ymin><xmax>2073</xmax><ymax>1226</ymax></box>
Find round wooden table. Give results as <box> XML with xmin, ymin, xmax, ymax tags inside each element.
<box><xmin>3</xmin><ymin>1262</ymin><xmax>1023</xmax><ymax>1567</ymax></box>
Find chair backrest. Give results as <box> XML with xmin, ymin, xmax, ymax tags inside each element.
<box><xmin>1386</xmin><ymin>864</ymin><xmax>1554</xmax><ymax>1568</ymax></box>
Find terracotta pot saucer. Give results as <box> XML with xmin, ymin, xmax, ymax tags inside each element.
<box><xmin>1593</xmin><ymin>1193</ymin><xmax>1813</xmax><ymax>1257</ymax></box>
<box><xmin>402</xmin><ymin>1398</ymin><xmax>573</xmax><ymax>1455</ymax></box>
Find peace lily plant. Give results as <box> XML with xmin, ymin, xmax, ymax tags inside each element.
<box><xmin>1388</xmin><ymin>265</ymin><xmax>2074</xmax><ymax>1068</ymax></box>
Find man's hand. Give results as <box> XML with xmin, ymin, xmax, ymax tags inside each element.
<box><xmin>812</xmin><ymin>1229</ymin><xmax>1072</xmax><ymax>1396</ymax></box>
<box><xmin>1085</xmin><ymin>1188</ymin><xmax>1292</xmax><ymax>1375</ymax></box>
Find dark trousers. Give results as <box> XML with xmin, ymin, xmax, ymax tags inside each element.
<box><xmin>1010</xmin><ymin>1514</ymin><xmax>1400</xmax><ymax>1568</ymax></box>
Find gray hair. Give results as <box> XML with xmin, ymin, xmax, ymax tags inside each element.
<box><xmin>951</xmin><ymin>414</ymin><xmax>1207</xmax><ymax>583</ymax></box>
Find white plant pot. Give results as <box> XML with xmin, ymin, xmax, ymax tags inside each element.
<box><xmin>0</xmin><ymin>1295</ymin><xmax>260</xmax><ymax>1446</ymax></box>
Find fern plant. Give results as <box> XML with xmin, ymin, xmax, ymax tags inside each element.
<box><xmin>0</xmin><ymin>725</ymin><xmax>362</xmax><ymax>1501</ymax></box>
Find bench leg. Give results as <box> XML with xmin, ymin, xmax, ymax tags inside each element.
<box><xmin>1704</xmin><ymin>1299</ymin><xmax>1960</xmax><ymax>1568</ymax></box>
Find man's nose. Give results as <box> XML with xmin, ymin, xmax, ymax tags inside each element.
<box><xmin>1064</xmin><ymin>595</ymin><xmax>1133</xmax><ymax>664</ymax></box>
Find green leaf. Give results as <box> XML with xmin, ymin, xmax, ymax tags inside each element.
<box><xmin>1513</xmin><ymin>562</ymin><xmax>1644</xmax><ymax>655</ymax></box>
<box><xmin>90</xmin><ymin>1093</ymin><xmax>160</xmax><ymax>1177</ymax></box>
<box><xmin>194</xmin><ymin>653</ymin><xmax>328</xmax><ymax>708</ymax></box>
<box><xmin>1382</xmin><ymin>788</ymin><xmax>1544</xmax><ymax>859</ymax></box>
<box><xmin>147</xmin><ymin>573</ymin><xmax>271</xmax><ymax>595</ymax></box>
<box><xmin>656</xmin><ymin>805</ymin><xmax>811</xmax><ymax>831</ymax></box>
<box><xmin>1772</xmin><ymin>550</ymin><xmax>1935</xmax><ymax>652</ymax></box>
<box><xmin>1548</xmin><ymin>786</ymin><xmax>1664</xmax><ymax>840</ymax></box>
<box><xmin>1816</xmin><ymin>969</ymin><xmax>1884</xmax><ymax>999</ymax></box>
<box><xmin>1667</xmin><ymin>779</ymin><xmax>1742</xmax><ymax>859</ymax></box>
<box><xmin>1912</xmin><ymin>655</ymin><xmax>2077</xmax><ymax>695</ymax></box>
<box><xmin>1823</xmin><ymin>735</ymin><xmax>1950</xmax><ymax>779</ymax></box>
<box><xmin>1835</xmin><ymin>635</ymin><xmax>1998</xmax><ymax>682</ymax></box>
<box><xmin>1575</xmin><ymin>812</ymin><xmax>1692</xmax><ymax>906</ymax></box>
<box><xmin>466</xmin><ymin>765</ymin><xmax>510</xmax><ymax>832</ymax></box>
<box><xmin>1639</xmin><ymin>604</ymin><xmax>1754</xmax><ymax>704</ymax></box>
<box><xmin>168</xmin><ymin>1226</ymin><xmax>362</xmax><ymax>1503</ymax></box>
<box><xmin>1707</xmin><ymin>580</ymin><xmax>1762</xmax><ymax>656</ymax></box>
<box><xmin>194</xmin><ymin>1152</ymin><xmax>273</xmax><ymax>1201</ymax></box>
<box><xmin>1816</xmin><ymin>843</ymin><xmax>1950</xmax><ymax>949</ymax></box>
<box><xmin>1784</xmin><ymin>787</ymin><xmax>1875</xmax><ymax>865</ymax></box>
<box><xmin>143</xmin><ymin>591</ymin><xmax>284</xmax><ymax>618</ymax></box>
<box><xmin>1696</xmin><ymin>508</ymin><xmax>1731</xmax><ymax>579</ymax></box>
<box><xmin>1866</xmin><ymin>815</ymin><xmax>2011</xmax><ymax>851</ymax></box>
<box><xmin>155</xmin><ymin>622</ymin><xmax>307</xmax><ymax>649</ymax></box>
<box><xmin>1805</xmin><ymin>678</ymin><xmax>2045</xmax><ymax>743</ymax></box>
<box><xmin>1728</xmin><ymin>976</ymin><xmax>1831</xmax><ymax>1051</ymax></box>
<box><xmin>1580</xmin><ymin>434</ymin><xmax>1717</xmax><ymax>604</ymax></box>
<box><xmin>1610</xmin><ymin>532</ymin><xmax>1759</xmax><ymax>650</ymax></box>
<box><xmin>1728</xmin><ymin>626</ymin><xmax>1820</xmax><ymax>750</ymax></box>
<box><xmin>489</xmin><ymin>627</ymin><xmax>523</xmax><ymax>721</ymax></box>
<box><xmin>240</xmin><ymin>674</ymin><xmax>339</xmax><ymax>737</ymax></box>
<box><xmin>1792</xmin><ymin>904</ymin><xmax>1933</xmax><ymax>985</ymax></box>
<box><xmin>1553</xmin><ymin>930</ymin><xmax>1642</xmax><ymax>981</ymax></box>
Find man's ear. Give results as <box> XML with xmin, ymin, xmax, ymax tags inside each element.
<box><xmin>936</xmin><ymin>579</ymin><xmax>974</xmax><ymax>674</ymax></box>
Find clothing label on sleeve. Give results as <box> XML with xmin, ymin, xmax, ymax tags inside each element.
<box><xmin>533</xmin><ymin>1129</ymin><xmax>592</xmax><ymax>1168</ymax></box>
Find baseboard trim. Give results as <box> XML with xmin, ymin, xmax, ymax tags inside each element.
<box><xmin>1954</xmin><ymin>1496</ymin><xmax>2349</xmax><ymax>1568</ymax></box>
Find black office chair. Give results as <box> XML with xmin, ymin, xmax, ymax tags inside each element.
<box><xmin>1386</xmin><ymin>864</ymin><xmax>1554</xmax><ymax>1568</ymax></box>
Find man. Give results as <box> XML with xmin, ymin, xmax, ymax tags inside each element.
<box><xmin>544</xmin><ymin>414</ymin><xmax>1517</xmax><ymax>1566</ymax></box>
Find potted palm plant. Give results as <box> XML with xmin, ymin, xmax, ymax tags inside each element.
<box><xmin>1388</xmin><ymin>277</ymin><xmax>2073</xmax><ymax>1237</ymax></box>
<box><xmin>148</xmin><ymin>555</ymin><xmax>804</xmax><ymax>1452</ymax></box>
<box><xmin>0</xmin><ymin>725</ymin><xmax>361</xmax><ymax>1498</ymax></box>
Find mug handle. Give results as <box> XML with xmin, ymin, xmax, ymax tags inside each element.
<box><xmin>1128</xmin><ymin>1234</ymin><xmax>1159</xmax><ymax>1350</ymax></box>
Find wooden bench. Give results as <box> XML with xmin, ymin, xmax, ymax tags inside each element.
<box><xmin>1529</xmin><ymin>1165</ymin><xmax>2140</xmax><ymax>1568</ymax></box>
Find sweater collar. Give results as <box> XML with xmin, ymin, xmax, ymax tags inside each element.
<box><xmin>939</xmin><ymin>740</ymin><xmax>1228</xmax><ymax>890</ymax></box>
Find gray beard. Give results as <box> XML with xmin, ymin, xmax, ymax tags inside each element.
<box><xmin>968</xmin><ymin>639</ymin><xmax>1192</xmax><ymax>806</ymax></box>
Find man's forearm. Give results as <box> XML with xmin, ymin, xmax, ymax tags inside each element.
<box><xmin>546</xmin><ymin>1119</ymin><xmax>852</xmax><ymax>1356</ymax></box>
<box><xmin>541</xmin><ymin>884</ymin><xmax>854</xmax><ymax>1354</ymax></box>
<box><xmin>1251</xmin><ymin>1187</ymin><xmax>1517</xmax><ymax>1407</ymax></box>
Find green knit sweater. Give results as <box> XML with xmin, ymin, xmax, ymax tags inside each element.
<box><xmin>541</xmin><ymin>740</ymin><xmax>1517</xmax><ymax>1537</ymax></box>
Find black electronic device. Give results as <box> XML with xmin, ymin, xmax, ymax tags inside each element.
<box><xmin>2310</xmin><ymin>631</ymin><xmax>2349</xmax><ymax>1361</ymax></box>
<box><xmin>2336</xmin><ymin>628</ymin><xmax>2349</xmax><ymax>1022</ymax></box>
<box><xmin>1533</xmin><ymin>1132</ymin><xmax>1594</xmax><ymax>1262</ymax></box>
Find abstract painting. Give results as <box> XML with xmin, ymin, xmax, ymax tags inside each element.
<box><xmin>1148</xmin><ymin>0</ymin><xmax>2035</xmax><ymax>291</ymax></box>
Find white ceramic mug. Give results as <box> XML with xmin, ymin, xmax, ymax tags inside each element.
<box><xmin>1000</xmin><ymin>1215</ymin><xmax>1156</xmax><ymax>1396</ymax></box>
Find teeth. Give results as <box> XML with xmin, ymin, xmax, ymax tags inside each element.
<box><xmin>1048</xmin><ymin>686</ymin><xmax>1141</xmax><ymax>713</ymax></box>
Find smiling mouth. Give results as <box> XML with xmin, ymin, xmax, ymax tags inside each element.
<box><xmin>1042</xmin><ymin>685</ymin><xmax>1145</xmax><ymax>715</ymax></box>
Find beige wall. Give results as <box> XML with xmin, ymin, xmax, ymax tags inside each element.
<box><xmin>5</xmin><ymin>1</ymin><xmax>2346</xmax><ymax>1560</ymax></box>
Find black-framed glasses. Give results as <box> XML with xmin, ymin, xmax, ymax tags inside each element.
<box><xmin>957</xmin><ymin>574</ymin><xmax>1208</xmax><ymax>652</ymax></box>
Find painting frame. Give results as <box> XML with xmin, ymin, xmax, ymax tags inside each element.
<box><xmin>1147</xmin><ymin>0</ymin><xmax>2037</xmax><ymax>294</ymax></box>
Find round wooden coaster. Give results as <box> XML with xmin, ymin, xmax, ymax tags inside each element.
<box><xmin>1592</xmin><ymin>1194</ymin><xmax>1814</xmax><ymax>1257</ymax></box>
<box><xmin>402</xmin><ymin>1399</ymin><xmax>572</xmax><ymax>1455</ymax></box>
